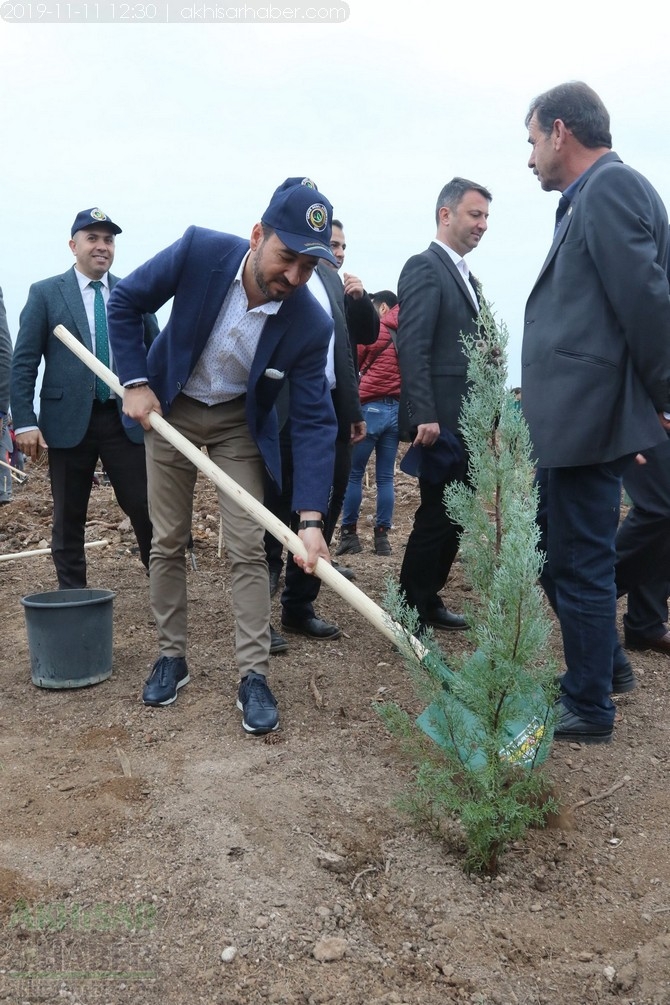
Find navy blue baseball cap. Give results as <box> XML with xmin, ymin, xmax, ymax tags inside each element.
<box><xmin>71</xmin><ymin>208</ymin><xmax>122</xmax><ymax>237</ymax></box>
<box><xmin>262</xmin><ymin>177</ymin><xmax>337</xmax><ymax>266</ymax></box>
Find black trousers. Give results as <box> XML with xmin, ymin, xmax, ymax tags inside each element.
<box><xmin>264</xmin><ymin>419</ymin><xmax>351</xmax><ymax>620</ymax></box>
<box><xmin>616</xmin><ymin>436</ymin><xmax>670</xmax><ymax>636</ymax></box>
<box><xmin>399</xmin><ymin>460</ymin><xmax>468</xmax><ymax>621</ymax></box>
<box><xmin>48</xmin><ymin>401</ymin><xmax>153</xmax><ymax>589</ymax></box>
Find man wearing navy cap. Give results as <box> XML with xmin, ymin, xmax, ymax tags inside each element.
<box><xmin>11</xmin><ymin>208</ymin><xmax>158</xmax><ymax>587</ymax></box>
<box><xmin>107</xmin><ymin>178</ymin><xmax>339</xmax><ymax>735</ymax></box>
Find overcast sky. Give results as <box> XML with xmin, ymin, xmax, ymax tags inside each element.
<box><xmin>1</xmin><ymin>2</ymin><xmax>668</xmax><ymax>385</ymax></box>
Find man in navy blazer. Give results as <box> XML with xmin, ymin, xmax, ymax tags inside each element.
<box><xmin>522</xmin><ymin>82</ymin><xmax>670</xmax><ymax>744</ymax></box>
<box><xmin>10</xmin><ymin>208</ymin><xmax>158</xmax><ymax>587</ymax></box>
<box><xmin>107</xmin><ymin>178</ymin><xmax>339</xmax><ymax>735</ymax></box>
<box><xmin>396</xmin><ymin>177</ymin><xmax>491</xmax><ymax>635</ymax></box>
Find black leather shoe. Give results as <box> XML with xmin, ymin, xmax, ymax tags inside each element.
<box><xmin>553</xmin><ymin>700</ymin><xmax>613</xmax><ymax>744</ymax></box>
<box><xmin>556</xmin><ymin>664</ymin><xmax>637</xmax><ymax>697</ymax></box>
<box><xmin>624</xmin><ymin>627</ymin><xmax>670</xmax><ymax>656</ymax></box>
<box><xmin>268</xmin><ymin>568</ymin><xmax>281</xmax><ymax>597</ymax></box>
<box><xmin>332</xmin><ymin>561</ymin><xmax>356</xmax><ymax>581</ymax></box>
<box><xmin>423</xmin><ymin>608</ymin><xmax>468</xmax><ymax>631</ymax></box>
<box><xmin>281</xmin><ymin>615</ymin><xmax>342</xmax><ymax>640</ymax></box>
<box><xmin>270</xmin><ymin>626</ymin><xmax>288</xmax><ymax>654</ymax></box>
<box><xmin>611</xmin><ymin>654</ymin><xmax>637</xmax><ymax>693</ymax></box>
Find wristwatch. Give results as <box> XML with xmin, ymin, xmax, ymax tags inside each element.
<box><xmin>125</xmin><ymin>381</ymin><xmax>149</xmax><ymax>389</ymax></box>
<box><xmin>298</xmin><ymin>519</ymin><xmax>324</xmax><ymax>531</ymax></box>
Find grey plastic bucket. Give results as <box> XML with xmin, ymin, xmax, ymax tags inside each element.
<box><xmin>21</xmin><ymin>588</ymin><xmax>116</xmax><ymax>689</ymax></box>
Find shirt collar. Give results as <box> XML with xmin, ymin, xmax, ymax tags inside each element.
<box><xmin>73</xmin><ymin>266</ymin><xmax>109</xmax><ymax>291</ymax></box>
<box><xmin>235</xmin><ymin>250</ymin><xmax>282</xmax><ymax>317</ymax></box>
<box><xmin>432</xmin><ymin>238</ymin><xmax>469</xmax><ymax>272</ymax></box>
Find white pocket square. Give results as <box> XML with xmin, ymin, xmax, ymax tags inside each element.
<box><xmin>264</xmin><ymin>368</ymin><xmax>285</xmax><ymax>380</ymax></box>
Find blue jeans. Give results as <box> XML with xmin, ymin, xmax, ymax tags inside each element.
<box><xmin>341</xmin><ymin>398</ymin><xmax>399</xmax><ymax>528</ymax></box>
<box><xmin>536</xmin><ymin>458</ymin><xmax>631</xmax><ymax>726</ymax></box>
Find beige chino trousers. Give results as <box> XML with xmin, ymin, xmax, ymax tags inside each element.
<box><xmin>145</xmin><ymin>394</ymin><xmax>270</xmax><ymax>678</ymax></box>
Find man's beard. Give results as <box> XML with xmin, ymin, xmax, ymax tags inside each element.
<box><xmin>252</xmin><ymin>247</ymin><xmax>293</xmax><ymax>302</ymax></box>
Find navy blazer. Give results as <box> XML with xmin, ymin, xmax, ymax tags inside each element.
<box><xmin>107</xmin><ymin>226</ymin><xmax>337</xmax><ymax>515</ymax></box>
<box><xmin>11</xmin><ymin>267</ymin><xmax>159</xmax><ymax>448</ymax></box>
<box><xmin>523</xmin><ymin>151</ymin><xmax>670</xmax><ymax>468</ymax></box>
<box><xmin>396</xmin><ymin>242</ymin><xmax>480</xmax><ymax>440</ymax></box>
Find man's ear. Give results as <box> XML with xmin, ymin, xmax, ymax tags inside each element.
<box><xmin>249</xmin><ymin>222</ymin><xmax>264</xmax><ymax>251</ymax></box>
<box><xmin>438</xmin><ymin>205</ymin><xmax>451</xmax><ymax>228</ymax></box>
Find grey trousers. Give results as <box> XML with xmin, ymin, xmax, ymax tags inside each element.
<box><xmin>144</xmin><ymin>394</ymin><xmax>270</xmax><ymax>678</ymax></box>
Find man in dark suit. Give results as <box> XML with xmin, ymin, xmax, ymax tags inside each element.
<box><xmin>522</xmin><ymin>82</ymin><xmax>670</xmax><ymax>744</ymax></box>
<box><xmin>10</xmin><ymin>208</ymin><xmax>158</xmax><ymax>588</ymax></box>
<box><xmin>323</xmin><ymin>219</ymin><xmax>380</xmax><ymax>569</ymax></box>
<box><xmin>396</xmin><ymin>177</ymin><xmax>492</xmax><ymax>635</ymax></box>
<box><xmin>107</xmin><ymin>178</ymin><xmax>339</xmax><ymax>736</ymax></box>
<box><xmin>276</xmin><ymin>255</ymin><xmax>370</xmax><ymax>641</ymax></box>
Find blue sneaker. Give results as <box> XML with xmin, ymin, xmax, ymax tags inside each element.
<box><xmin>236</xmin><ymin>671</ymin><xmax>279</xmax><ymax>734</ymax></box>
<box><xmin>143</xmin><ymin>656</ymin><xmax>190</xmax><ymax>706</ymax></box>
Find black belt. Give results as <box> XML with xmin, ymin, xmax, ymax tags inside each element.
<box><xmin>92</xmin><ymin>398</ymin><xmax>117</xmax><ymax>409</ymax></box>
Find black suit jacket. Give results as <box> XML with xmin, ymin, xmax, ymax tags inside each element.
<box><xmin>396</xmin><ymin>242</ymin><xmax>479</xmax><ymax>440</ymax></box>
<box><xmin>316</xmin><ymin>263</ymin><xmax>364</xmax><ymax>441</ymax></box>
<box><xmin>341</xmin><ymin>279</ymin><xmax>379</xmax><ymax>356</ymax></box>
<box><xmin>522</xmin><ymin>151</ymin><xmax>670</xmax><ymax>468</ymax></box>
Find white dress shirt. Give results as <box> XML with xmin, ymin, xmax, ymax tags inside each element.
<box><xmin>184</xmin><ymin>252</ymin><xmax>282</xmax><ymax>404</ymax></box>
<box><xmin>307</xmin><ymin>271</ymin><xmax>336</xmax><ymax>390</ymax></box>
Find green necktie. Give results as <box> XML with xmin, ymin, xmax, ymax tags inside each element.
<box><xmin>90</xmin><ymin>280</ymin><xmax>110</xmax><ymax>402</ymax></box>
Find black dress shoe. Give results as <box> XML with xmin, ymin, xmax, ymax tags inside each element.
<box><xmin>331</xmin><ymin>561</ymin><xmax>356</xmax><ymax>581</ymax></box>
<box><xmin>268</xmin><ymin>568</ymin><xmax>281</xmax><ymax>597</ymax></box>
<box><xmin>269</xmin><ymin>626</ymin><xmax>288</xmax><ymax>654</ymax></box>
<box><xmin>624</xmin><ymin>627</ymin><xmax>670</xmax><ymax>656</ymax></box>
<box><xmin>553</xmin><ymin>700</ymin><xmax>613</xmax><ymax>744</ymax></box>
<box><xmin>556</xmin><ymin>664</ymin><xmax>637</xmax><ymax>696</ymax></box>
<box><xmin>422</xmin><ymin>608</ymin><xmax>468</xmax><ymax>631</ymax></box>
<box><xmin>611</xmin><ymin>653</ymin><xmax>637</xmax><ymax>693</ymax></box>
<box><xmin>281</xmin><ymin>615</ymin><xmax>342</xmax><ymax>640</ymax></box>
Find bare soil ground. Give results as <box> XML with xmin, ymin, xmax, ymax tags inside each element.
<box><xmin>1</xmin><ymin>461</ymin><xmax>669</xmax><ymax>1005</ymax></box>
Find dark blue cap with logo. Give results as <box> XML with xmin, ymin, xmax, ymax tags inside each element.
<box><xmin>262</xmin><ymin>177</ymin><xmax>337</xmax><ymax>266</ymax></box>
<box><xmin>71</xmin><ymin>208</ymin><xmax>122</xmax><ymax>237</ymax></box>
